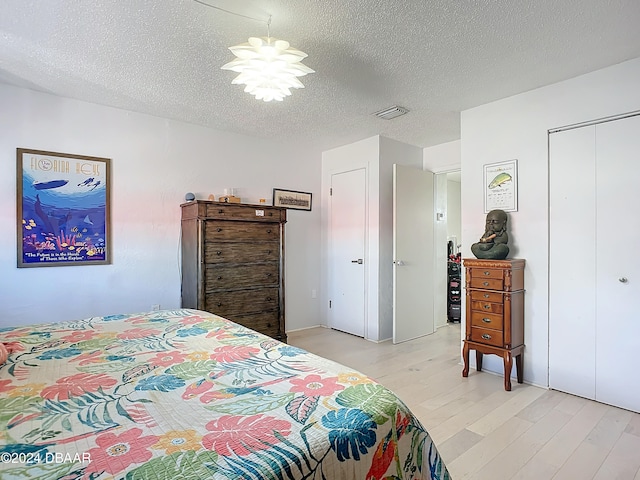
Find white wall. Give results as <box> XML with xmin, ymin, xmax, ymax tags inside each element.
<box><xmin>0</xmin><ymin>84</ymin><xmax>323</xmax><ymax>331</ymax></box>
<box><xmin>447</xmin><ymin>179</ymin><xmax>461</xmax><ymax>244</ymax></box>
<box><xmin>423</xmin><ymin>140</ymin><xmax>461</xmax><ymax>173</ymax></box>
<box><xmin>321</xmin><ymin>136</ymin><xmax>380</xmax><ymax>339</ymax></box>
<box><xmin>461</xmin><ymin>56</ymin><xmax>640</xmax><ymax>387</ymax></box>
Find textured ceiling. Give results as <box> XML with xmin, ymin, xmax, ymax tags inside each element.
<box><xmin>1</xmin><ymin>0</ymin><xmax>640</xmax><ymax>150</ymax></box>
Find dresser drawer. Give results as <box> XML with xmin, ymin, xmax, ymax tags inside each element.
<box><xmin>206</xmin><ymin>288</ymin><xmax>279</xmax><ymax>316</ymax></box>
<box><xmin>470</xmin><ymin>311</ymin><xmax>504</xmax><ymax>330</ymax></box>
<box><xmin>205</xmin><ymin>242</ymin><xmax>279</xmax><ymax>264</ymax></box>
<box><xmin>470</xmin><ymin>326</ymin><xmax>504</xmax><ymax>347</ymax></box>
<box><xmin>470</xmin><ymin>277</ymin><xmax>504</xmax><ymax>290</ymax></box>
<box><xmin>205</xmin><ymin>221</ymin><xmax>280</xmax><ymax>242</ymax></box>
<box><xmin>206</xmin><ymin>263</ymin><xmax>278</xmax><ymax>289</ymax></box>
<box><xmin>205</xmin><ymin>204</ymin><xmax>285</xmax><ymax>222</ymax></box>
<box><xmin>470</xmin><ymin>290</ymin><xmax>503</xmax><ymax>303</ymax></box>
<box><xmin>228</xmin><ymin>311</ymin><xmax>281</xmax><ymax>339</ymax></box>
<box><xmin>471</xmin><ymin>300</ymin><xmax>503</xmax><ymax>315</ymax></box>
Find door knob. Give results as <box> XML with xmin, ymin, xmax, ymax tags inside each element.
<box><xmin>395</xmin><ymin>260</ymin><xmax>405</xmax><ymax>266</ymax></box>
<box><xmin>351</xmin><ymin>259</ymin><xmax>363</xmax><ymax>264</ymax></box>
<box><xmin>619</xmin><ymin>277</ymin><xmax>628</xmax><ymax>283</ymax></box>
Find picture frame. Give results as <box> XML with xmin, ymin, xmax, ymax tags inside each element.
<box><xmin>272</xmin><ymin>188</ymin><xmax>312</xmax><ymax>211</ymax></box>
<box><xmin>484</xmin><ymin>159</ymin><xmax>518</xmax><ymax>213</ymax></box>
<box><xmin>17</xmin><ymin>148</ymin><xmax>112</xmax><ymax>267</ymax></box>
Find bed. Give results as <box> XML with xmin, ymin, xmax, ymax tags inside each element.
<box><xmin>0</xmin><ymin>309</ymin><xmax>450</xmax><ymax>479</ymax></box>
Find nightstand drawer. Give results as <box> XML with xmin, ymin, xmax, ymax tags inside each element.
<box><xmin>470</xmin><ymin>268</ymin><xmax>503</xmax><ymax>279</ymax></box>
<box><xmin>470</xmin><ymin>290</ymin><xmax>503</xmax><ymax>303</ymax></box>
<box><xmin>470</xmin><ymin>311</ymin><xmax>504</xmax><ymax>330</ymax></box>
<box><xmin>470</xmin><ymin>277</ymin><xmax>504</xmax><ymax>290</ymax></box>
<box><xmin>471</xmin><ymin>300</ymin><xmax>504</xmax><ymax>315</ymax></box>
<box><xmin>470</xmin><ymin>326</ymin><xmax>504</xmax><ymax>347</ymax></box>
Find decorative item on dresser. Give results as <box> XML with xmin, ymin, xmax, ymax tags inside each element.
<box><xmin>180</xmin><ymin>201</ymin><xmax>287</xmax><ymax>342</ymax></box>
<box><xmin>462</xmin><ymin>258</ymin><xmax>525</xmax><ymax>391</ymax></box>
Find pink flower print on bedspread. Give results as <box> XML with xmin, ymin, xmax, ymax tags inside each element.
<box><xmin>84</xmin><ymin>427</ymin><xmax>159</xmax><ymax>476</ymax></box>
<box><xmin>202</xmin><ymin>414</ymin><xmax>291</xmax><ymax>456</ymax></box>
<box><xmin>209</xmin><ymin>345</ymin><xmax>261</xmax><ymax>362</ymax></box>
<box><xmin>40</xmin><ymin>373</ymin><xmax>118</xmax><ymax>400</ymax></box>
<box><xmin>116</xmin><ymin>328</ymin><xmax>161</xmax><ymax>340</ymax></box>
<box><xmin>148</xmin><ymin>350</ymin><xmax>187</xmax><ymax>367</ymax></box>
<box><xmin>289</xmin><ymin>374</ymin><xmax>345</xmax><ymax>397</ymax></box>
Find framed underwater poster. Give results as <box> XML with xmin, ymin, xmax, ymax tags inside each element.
<box><xmin>16</xmin><ymin>148</ymin><xmax>112</xmax><ymax>267</ymax></box>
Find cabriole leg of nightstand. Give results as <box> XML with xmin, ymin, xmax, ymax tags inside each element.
<box><xmin>516</xmin><ymin>353</ymin><xmax>524</xmax><ymax>383</ymax></box>
<box><xmin>462</xmin><ymin>342</ymin><xmax>470</xmax><ymax>377</ymax></box>
<box><xmin>476</xmin><ymin>350</ymin><xmax>483</xmax><ymax>371</ymax></box>
<box><xmin>503</xmin><ymin>351</ymin><xmax>513</xmax><ymax>391</ymax></box>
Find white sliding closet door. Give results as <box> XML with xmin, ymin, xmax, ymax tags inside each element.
<box><xmin>549</xmin><ymin>126</ymin><xmax>597</xmax><ymax>401</ymax></box>
<box><xmin>594</xmin><ymin>116</ymin><xmax>640</xmax><ymax>413</ymax></box>
<box><xmin>549</xmin><ymin>114</ymin><xmax>640</xmax><ymax>413</ymax></box>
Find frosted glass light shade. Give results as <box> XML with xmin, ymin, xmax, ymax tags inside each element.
<box><xmin>221</xmin><ymin>37</ymin><xmax>314</xmax><ymax>102</ymax></box>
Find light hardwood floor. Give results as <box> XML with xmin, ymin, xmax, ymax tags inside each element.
<box><xmin>288</xmin><ymin>324</ymin><xmax>640</xmax><ymax>480</ymax></box>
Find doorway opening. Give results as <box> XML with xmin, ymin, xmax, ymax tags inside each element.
<box><xmin>434</xmin><ymin>170</ymin><xmax>461</xmax><ymax>328</ymax></box>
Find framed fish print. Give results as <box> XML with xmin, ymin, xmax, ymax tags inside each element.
<box><xmin>484</xmin><ymin>159</ymin><xmax>518</xmax><ymax>213</ymax></box>
<box><xmin>17</xmin><ymin>148</ymin><xmax>112</xmax><ymax>267</ymax></box>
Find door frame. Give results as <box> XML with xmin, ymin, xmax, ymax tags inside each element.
<box><xmin>327</xmin><ymin>166</ymin><xmax>369</xmax><ymax>339</ymax></box>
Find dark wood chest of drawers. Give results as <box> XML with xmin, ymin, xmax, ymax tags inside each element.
<box><xmin>462</xmin><ymin>258</ymin><xmax>525</xmax><ymax>391</ymax></box>
<box><xmin>180</xmin><ymin>201</ymin><xmax>287</xmax><ymax>342</ymax></box>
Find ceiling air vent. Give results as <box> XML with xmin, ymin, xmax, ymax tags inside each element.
<box><xmin>373</xmin><ymin>105</ymin><xmax>409</xmax><ymax>120</ymax></box>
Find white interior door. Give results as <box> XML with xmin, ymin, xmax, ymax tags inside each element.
<box><xmin>329</xmin><ymin>168</ymin><xmax>366</xmax><ymax>337</ymax></box>
<box><xmin>594</xmin><ymin>116</ymin><xmax>640</xmax><ymax>413</ymax></box>
<box><xmin>393</xmin><ymin>164</ymin><xmax>434</xmax><ymax>344</ymax></box>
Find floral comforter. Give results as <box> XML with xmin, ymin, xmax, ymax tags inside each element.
<box><xmin>0</xmin><ymin>309</ymin><xmax>449</xmax><ymax>480</ymax></box>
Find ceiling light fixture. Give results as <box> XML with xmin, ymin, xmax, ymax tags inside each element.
<box><xmin>192</xmin><ymin>1</ymin><xmax>314</xmax><ymax>102</ymax></box>
<box><xmin>221</xmin><ymin>33</ymin><xmax>315</xmax><ymax>102</ymax></box>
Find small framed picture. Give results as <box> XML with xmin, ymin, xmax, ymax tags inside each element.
<box><xmin>272</xmin><ymin>188</ymin><xmax>312</xmax><ymax>211</ymax></box>
<box><xmin>484</xmin><ymin>159</ymin><xmax>518</xmax><ymax>213</ymax></box>
<box><xmin>17</xmin><ymin>148</ymin><xmax>112</xmax><ymax>267</ymax></box>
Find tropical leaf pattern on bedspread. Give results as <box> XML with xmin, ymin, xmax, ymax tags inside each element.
<box><xmin>0</xmin><ymin>309</ymin><xmax>450</xmax><ymax>479</ymax></box>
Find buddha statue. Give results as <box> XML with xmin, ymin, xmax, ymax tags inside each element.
<box><xmin>471</xmin><ymin>209</ymin><xmax>510</xmax><ymax>260</ymax></box>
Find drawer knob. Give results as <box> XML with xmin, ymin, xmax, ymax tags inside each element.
<box><xmin>218</xmin><ymin>210</ymin><xmax>224</xmax><ymax>214</ymax></box>
<box><xmin>217</xmin><ymin>276</ymin><xmax>222</xmax><ymax>280</ymax></box>
<box><xmin>266</xmin><ymin>273</ymin><xmax>272</xmax><ymax>277</ymax></box>
<box><xmin>216</xmin><ymin>251</ymin><xmax>222</xmax><ymax>256</ymax></box>
<box><xmin>267</xmin><ymin>229</ymin><xmax>272</xmax><ymax>234</ymax></box>
<box><xmin>482</xmin><ymin>334</ymin><xmax>492</xmax><ymax>340</ymax></box>
<box><xmin>483</xmin><ymin>271</ymin><xmax>490</xmax><ymax>276</ymax></box>
<box><xmin>483</xmin><ymin>281</ymin><xmax>489</xmax><ymax>286</ymax></box>
<box><xmin>267</xmin><ymin>250</ymin><xmax>272</xmax><ymax>255</ymax></box>
<box><xmin>216</xmin><ymin>302</ymin><xmax>222</xmax><ymax>307</ymax></box>
<box><xmin>217</xmin><ymin>228</ymin><xmax>222</xmax><ymax>232</ymax></box>
<box><xmin>267</xmin><ymin>323</ymin><xmax>272</xmax><ymax>328</ymax></box>
<box><xmin>483</xmin><ymin>304</ymin><xmax>490</xmax><ymax>310</ymax></box>
<box><xmin>266</xmin><ymin>297</ymin><xmax>272</xmax><ymax>301</ymax></box>
<box><xmin>482</xmin><ymin>318</ymin><xmax>491</xmax><ymax>323</ymax></box>
<box><xmin>484</xmin><ymin>294</ymin><xmax>490</xmax><ymax>298</ymax></box>
<box><xmin>269</xmin><ymin>212</ymin><xmax>273</xmax><ymax>216</ymax></box>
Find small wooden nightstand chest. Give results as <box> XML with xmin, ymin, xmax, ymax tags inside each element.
<box><xmin>462</xmin><ymin>258</ymin><xmax>525</xmax><ymax>391</ymax></box>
